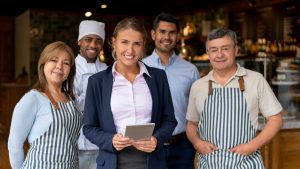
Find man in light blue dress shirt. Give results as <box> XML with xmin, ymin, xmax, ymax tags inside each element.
<box><xmin>142</xmin><ymin>13</ymin><xmax>200</xmax><ymax>169</ymax></box>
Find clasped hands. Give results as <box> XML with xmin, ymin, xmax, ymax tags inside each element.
<box><xmin>112</xmin><ymin>133</ymin><xmax>157</xmax><ymax>153</ymax></box>
<box><xmin>195</xmin><ymin>140</ymin><xmax>256</xmax><ymax>156</ymax></box>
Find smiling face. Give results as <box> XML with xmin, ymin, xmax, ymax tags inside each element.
<box><xmin>43</xmin><ymin>50</ymin><xmax>71</xmax><ymax>87</ymax></box>
<box><xmin>78</xmin><ymin>34</ymin><xmax>103</xmax><ymax>63</ymax></box>
<box><xmin>112</xmin><ymin>28</ymin><xmax>144</xmax><ymax>70</ymax></box>
<box><xmin>151</xmin><ymin>21</ymin><xmax>179</xmax><ymax>55</ymax></box>
<box><xmin>206</xmin><ymin>35</ymin><xmax>238</xmax><ymax>73</ymax></box>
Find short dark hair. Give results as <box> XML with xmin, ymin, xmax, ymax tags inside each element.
<box><xmin>153</xmin><ymin>12</ymin><xmax>180</xmax><ymax>32</ymax></box>
<box><xmin>206</xmin><ymin>27</ymin><xmax>237</xmax><ymax>50</ymax></box>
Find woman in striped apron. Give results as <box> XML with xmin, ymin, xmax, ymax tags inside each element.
<box><xmin>186</xmin><ymin>28</ymin><xmax>282</xmax><ymax>169</ymax></box>
<box><xmin>8</xmin><ymin>41</ymin><xmax>82</xmax><ymax>169</ymax></box>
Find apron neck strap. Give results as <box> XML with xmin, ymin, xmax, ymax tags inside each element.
<box><xmin>208</xmin><ymin>80</ymin><xmax>213</xmax><ymax>96</ymax></box>
<box><xmin>45</xmin><ymin>89</ymin><xmax>60</xmax><ymax>110</ymax></box>
<box><xmin>208</xmin><ymin>76</ymin><xmax>245</xmax><ymax>96</ymax></box>
<box><xmin>238</xmin><ymin>76</ymin><xmax>245</xmax><ymax>92</ymax></box>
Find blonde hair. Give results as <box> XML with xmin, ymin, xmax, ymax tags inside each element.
<box><xmin>111</xmin><ymin>17</ymin><xmax>147</xmax><ymax>60</ymax></box>
<box><xmin>33</xmin><ymin>41</ymin><xmax>76</xmax><ymax>99</ymax></box>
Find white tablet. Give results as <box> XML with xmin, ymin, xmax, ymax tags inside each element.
<box><xmin>124</xmin><ymin>123</ymin><xmax>155</xmax><ymax>141</ymax></box>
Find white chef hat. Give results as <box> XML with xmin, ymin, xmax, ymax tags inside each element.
<box><xmin>78</xmin><ymin>20</ymin><xmax>105</xmax><ymax>41</ymax></box>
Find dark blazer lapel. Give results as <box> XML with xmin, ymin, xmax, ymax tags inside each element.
<box><xmin>143</xmin><ymin>72</ymin><xmax>158</xmax><ymax>123</ymax></box>
<box><xmin>102</xmin><ymin>67</ymin><xmax>117</xmax><ymax>133</ymax></box>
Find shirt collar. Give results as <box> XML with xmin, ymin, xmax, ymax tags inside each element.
<box><xmin>77</xmin><ymin>54</ymin><xmax>100</xmax><ymax>65</ymax></box>
<box><xmin>76</xmin><ymin>54</ymin><xmax>103</xmax><ymax>72</ymax></box>
<box><xmin>111</xmin><ymin>61</ymin><xmax>151</xmax><ymax>78</ymax></box>
<box><xmin>152</xmin><ymin>49</ymin><xmax>177</xmax><ymax>66</ymax></box>
<box><xmin>205</xmin><ymin>63</ymin><xmax>247</xmax><ymax>83</ymax></box>
<box><xmin>76</xmin><ymin>54</ymin><xmax>86</xmax><ymax>63</ymax></box>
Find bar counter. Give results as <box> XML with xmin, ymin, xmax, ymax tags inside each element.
<box><xmin>259</xmin><ymin>117</ymin><xmax>300</xmax><ymax>130</ymax></box>
<box><xmin>259</xmin><ymin>116</ymin><xmax>300</xmax><ymax>169</ymax></box>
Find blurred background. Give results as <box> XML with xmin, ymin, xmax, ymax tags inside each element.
<box><xmin>0</xmin><ymin>0</ymin><xmax>299</xmax><ymax>168</ymax></box>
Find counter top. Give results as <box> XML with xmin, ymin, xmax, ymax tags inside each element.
<box><xmin>281</xmin><ymin>118</ymin><xmax>300</xmax><ymax>129</ymax></box>
<box><xmin>259</xmin><ymin>118</ymin><xmax>300</xmax><ymax>130</ymax></box>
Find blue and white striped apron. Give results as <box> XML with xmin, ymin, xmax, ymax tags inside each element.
<box><xmin>197</xmin><ymin>79</ymin><xmax>264</xmax><ymax>169</ymax></box>
<box><xmin>21</xmin><ymin>95</ymin><xmax>82</xmax><ymax>169</ymax></box>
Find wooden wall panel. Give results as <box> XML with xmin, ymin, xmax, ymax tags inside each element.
<box><xmin>262</xmin><ymin>129</ymin><xmax>300</xmax><ymax>169</ymax></box>
<box><xmin>0</xmin><ymin>16</ymin><xmax>14</xmax><ymax>83</ymax></box>
<box><xmin>0</xmin><ymin>84</ymin><xmax>29</xmax><ymax>139</ymax></box>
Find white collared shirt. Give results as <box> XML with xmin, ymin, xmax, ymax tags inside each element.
<box><xmin>111</xmin><ymin>61</ymin><xmax>152</xmax><ymax>135</ymax></box>
<box><xmin>74</xmin><ymin>54</ymin><xmax>107</xmax><ymax>150</ymax></box>
<box><xmin>74</xmin><ymin>55</ymin><xmax>107</xmax><ymax>111</ymax></box>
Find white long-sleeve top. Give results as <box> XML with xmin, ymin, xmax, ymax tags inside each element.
<box><xmin>74</xmin><ymin>54</ymin><xmax>107</xmax><ymax>150</ymax></box>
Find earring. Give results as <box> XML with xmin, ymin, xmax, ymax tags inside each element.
<box><xmin>111</xmin><ymin>49</ymin><xmax>117</xmax><ymax>60</ymax></box>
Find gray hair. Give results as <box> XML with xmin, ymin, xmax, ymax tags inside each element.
<box><xmin>205</xmin><ymin>28</ymin><xmax>237</xmax><ymax>50</ymax></box>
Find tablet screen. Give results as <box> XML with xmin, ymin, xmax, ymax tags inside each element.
<box><xmin>124</xmin><ymin>123</ymin><xmax>155</xmax><ymax>141</ymax></box>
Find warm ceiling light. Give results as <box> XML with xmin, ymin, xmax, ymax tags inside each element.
<box><xmin>101</xmin><ymin>4</ymin><xmax>107</xmax><ymax>9</ymax></box>
<box><xmin>85</xmin><ymin>11</ymin><xmax>92</xmax><ymax>17</ymax></box>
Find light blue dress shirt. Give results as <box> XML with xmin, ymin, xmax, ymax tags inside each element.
<box><xmin>142</xmin><ymin>50</ymin><xmax>200</xmax><ymax>135</ymax></box>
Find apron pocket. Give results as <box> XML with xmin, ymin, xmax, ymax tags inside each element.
<box><xmin>197</xmin><ymin>150</ymin><xmax>246</xmax><ymax>168</ymax></box>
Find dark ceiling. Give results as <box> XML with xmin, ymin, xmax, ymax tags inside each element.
<box><xmin>3</xmin><ymin>0</ymin><xmax>237</xmax><ymax>16</ymax></box>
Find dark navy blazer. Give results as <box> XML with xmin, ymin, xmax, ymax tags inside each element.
<box><xmin>83</xmin><ymin>63</ymin><xmax>177</xmax><ymax>169</ymax></box>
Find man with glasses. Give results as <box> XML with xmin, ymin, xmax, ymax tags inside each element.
<box><xmin>186</xmin><ymin>27</ymin><xmax>282</xmax><ymax>168</ymax></box>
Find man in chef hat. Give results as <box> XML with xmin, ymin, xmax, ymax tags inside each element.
<box><xmin>74</xmin><ymin>20</ymin><xmax>108</xmax><ymax>169</ymax></box>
